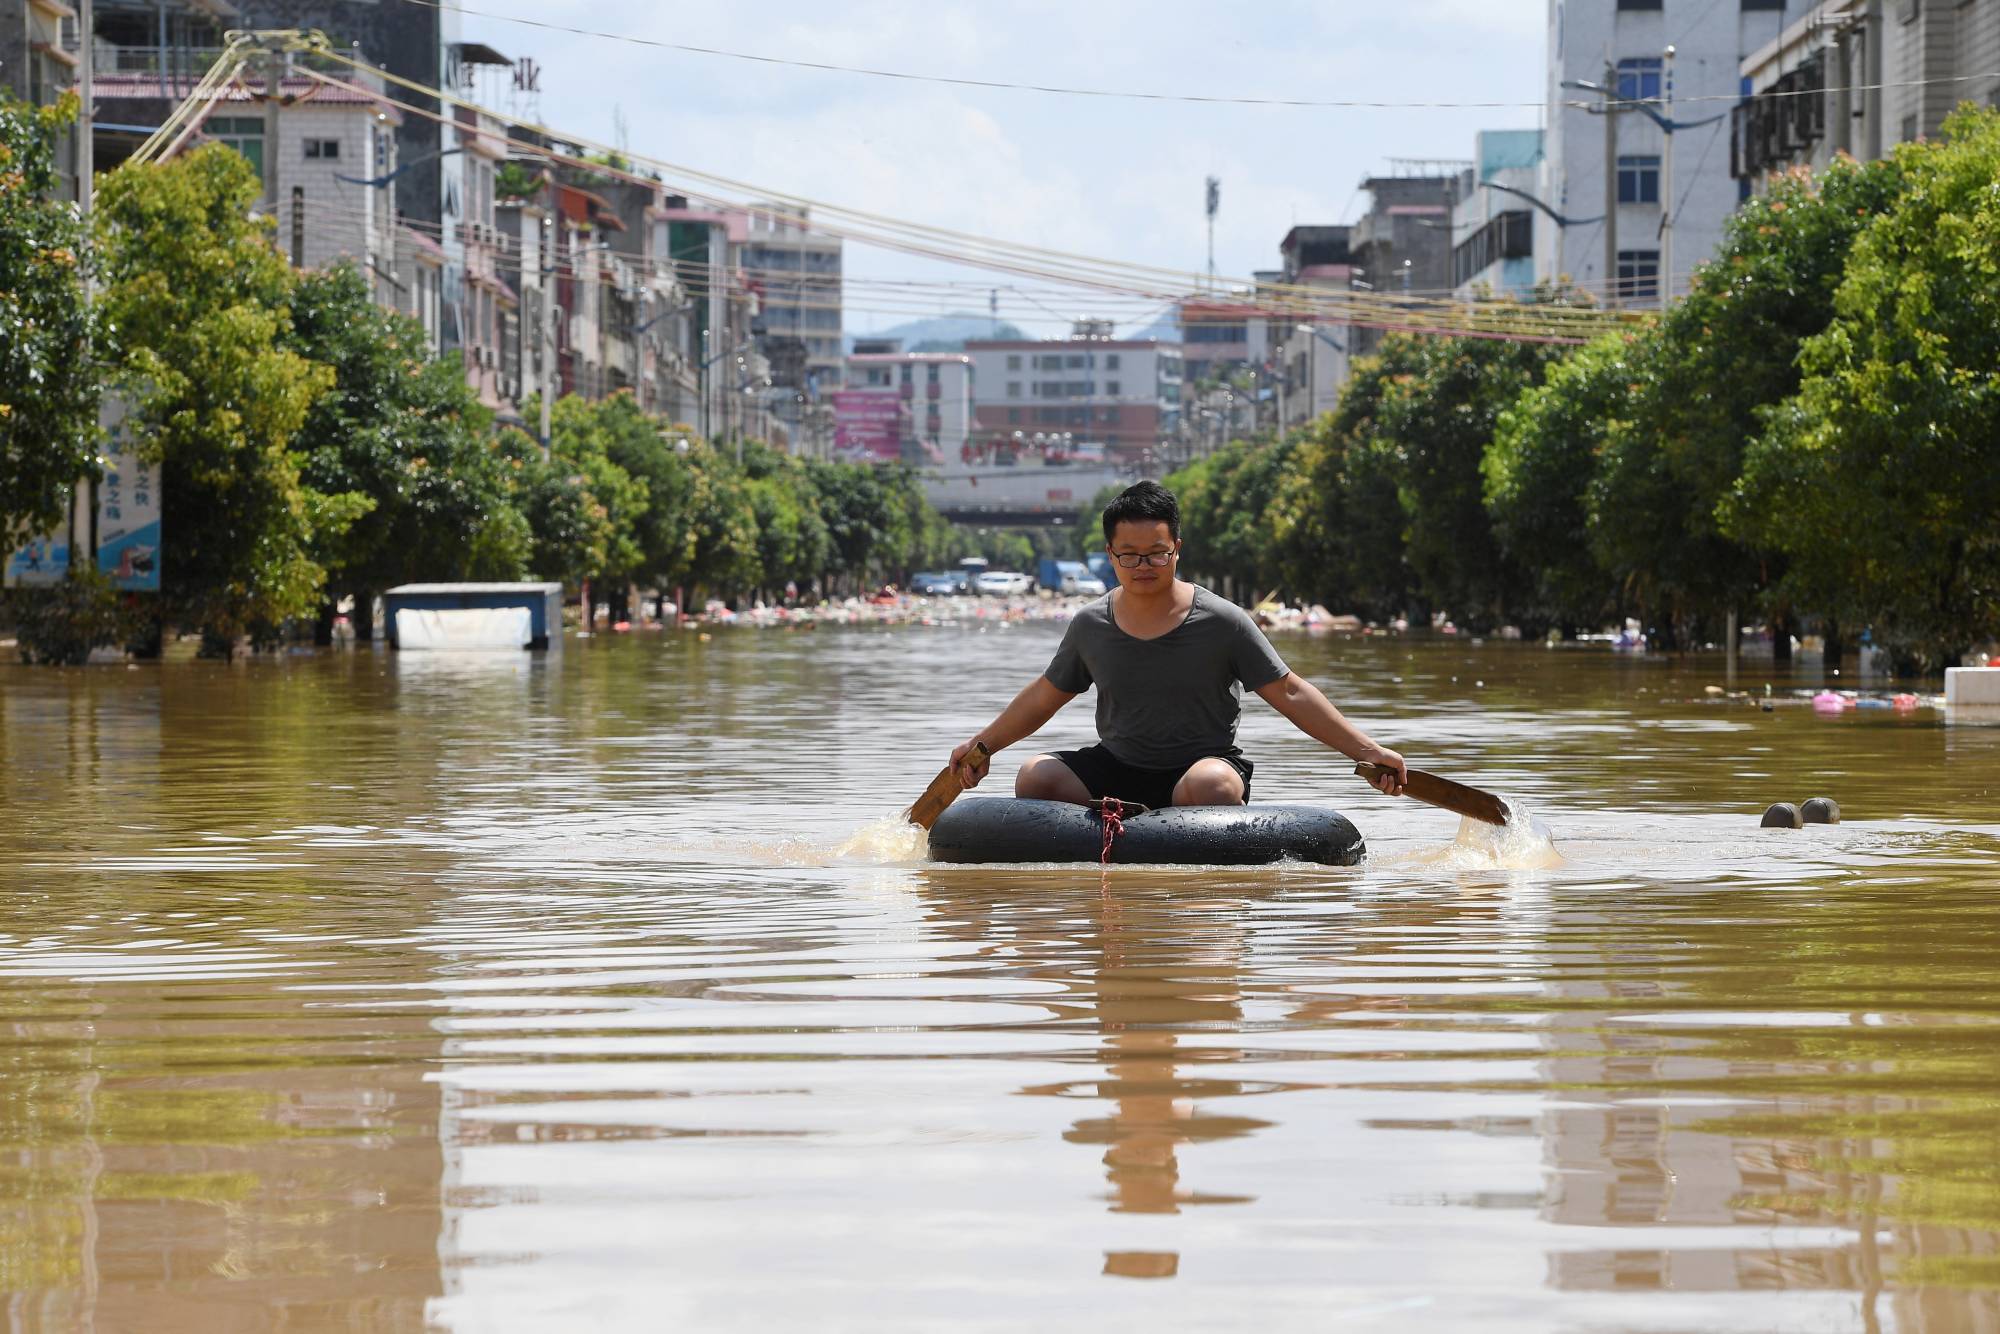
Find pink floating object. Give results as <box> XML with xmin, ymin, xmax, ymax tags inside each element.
<box><xmin>1893</xmin><ymin>693</ymin><xmax>1920</xmax><ymax>712</ymax></box>
<box><xmin>1812</xmin><ymin>691</ymin><xmax>1850</xmax><ymax>712</ymax></box>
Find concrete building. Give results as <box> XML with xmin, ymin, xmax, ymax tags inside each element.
<box><xmin>93</xmin><ymin>62</ymin><xmax>405</xmax><ymax>289</ymax></box>
<box><xmin>1541</xmin><ymin>0</ymin><xmax>1813</xmax><ymax>306</ymax></box>
<box><xmin>1271</xmin><ymin>224</ymin><xmax>1360</xmax><ymax>432</ymax></box>
<box><xmin>1347</xmin><ymin>166</ymin><xmax>1463</xmax><ymax>356</ymax></box>
<box><xmin>737</xmin><ymin>202</ymin><xmax>843</xmax><ymax>395</ymax></box>
<box><xmin>838</xmin><ymin>351</ymin><xmax>974</xmax><ymax>465</ymax></box>
<box><xmin>655</xmin><ymin>197</ymin><xmax>777</xmax><ymax>446</ymax></box>
<box><xmin>0</xmin><ymin>0</ymin><xmax>88</xmax><ymax>200</ymax></box>
<box><xmin>965</xmin><ymin>321</ymin><xmax>1182</xmax><ymax>467</ymax></box>
<box><xmin>1733</xmin><ymin>0</ymin><xmax>2000</xmax><ymax>188</ymax></box>
<box><xmin>1451</xmin><ymin>130</ymin><xmax>1545</xmax><ymax>298</ymax></box>
<box><xmin>1177</xmin><ymin>298</ymin><xmax>1274</xmax><ymax>387</ymax></box>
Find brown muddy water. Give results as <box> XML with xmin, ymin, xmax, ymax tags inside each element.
<box><xmin>2</xmin><ymin>623</ymin><xmax>1998</xmax><ymax>1331</ymax></box>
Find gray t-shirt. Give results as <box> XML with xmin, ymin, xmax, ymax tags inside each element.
<box><xmin>1044</xmin><ymin>585</ymin><xmax>1291</xmax><ymax>770</ymax></box>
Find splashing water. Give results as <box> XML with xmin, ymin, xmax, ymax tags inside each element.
<box><xmin>1393</xmin><ymin>799</ymin><xmax>1564</xmax><ymax>871</ymax></box>
<box><xmin>832</xmin><ymin>816</ymin><xmax>931</xmax><ymax>864</ymax></box>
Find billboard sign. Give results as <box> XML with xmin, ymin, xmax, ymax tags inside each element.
<box><xmin>3</xmin><ymin>395</ymin><xmax>159</xmax><ymax>590</ymax></box>
<box><xmin>833</xmin><ymin>390</ymin><xmax>903</xmax><ymax>462</ymax></box>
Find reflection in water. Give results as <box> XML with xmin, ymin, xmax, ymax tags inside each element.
<box><xmin>3</xmin><ymin>631</ymin><xmax>2000</xmax><ymax>1329</ymax></box>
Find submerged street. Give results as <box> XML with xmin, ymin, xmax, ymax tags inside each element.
<box><xmin>4</xmin><ymin>628</ymin><xmax>1998</xmax><ymax>1329</ymax></box>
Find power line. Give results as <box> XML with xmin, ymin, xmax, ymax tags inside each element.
<box><xmin>411</xmin><ymin>0</ymin><xmax>2000</xmax><ymax>114</ymax></box>
<box><xmin>294</xmin><ymin>60</ymin><xmax>1636</xmax><ymax>343</ymax></box>
<box><xmin>396</xmin><ymin>0</ymin><xmax>1549</xmax><ymax>111</ymax></box>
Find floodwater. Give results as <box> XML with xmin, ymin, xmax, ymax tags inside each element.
<box><xmin>3</xmin><ymin>622</ymin><xmax>1998</xmax><ymax>1332</ymax></box>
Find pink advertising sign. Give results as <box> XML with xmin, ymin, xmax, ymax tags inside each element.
<box><xmin>833</xmin><ymin>391</ymin><xmax>904</xmax><ymax>462</ymax></box>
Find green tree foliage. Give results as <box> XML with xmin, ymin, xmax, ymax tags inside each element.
<box><xmin>740</xmin><ymin>440</ymin><xmax>831</xmax><ymax>593</ymax></box>
<box><xmin>544</xmin><ymin>393</ymin><xmax>647</xmax><ymax>586</ymax></box>
<box><xmin>1589</xmin><ymin>155</ymin><xmax>1904</xmax><ymax>641</ymax></box>
<box><xmin>494</xmin><ymin>428</ymin><xmax>600</xmax><ymax>586</ymax></box>
<box><xmin>95</xmin><ymin>145</ymin><xmax>360</xmax><ymax>647</ymax></box>
<box><xmin>1731</xmin><ymin>110</ymin><xmax>2000</xmax><ymax>667</ymax></box>
<box><xmin>0</xmin><ymin>92</ymin><xmax>98</xmax><ymax>547</ymax></box>
<box><xmin>1486</xmin><ymin>333</ymin><xmax>1636</xmax><ymax>631</ymax></box>
<box><xmin>288</xmin><ymin>264</ymin><xmax>529</xmax><ymax>601</ymax></box>
<box><xmin>1377</xmin><ymin>334</ymin><xmax>1560</xmax><ymax>626</ymax></box>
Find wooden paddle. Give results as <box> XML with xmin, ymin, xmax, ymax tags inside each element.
<box><xmin>908</xmin><ymin>741</ymin><xmax>990</xmax><ymax>830</ymax></box>
<box><xmin>1354</xmin><ymin>761</ymin><xmax>1510</xmax><ymax>827</ymax></box>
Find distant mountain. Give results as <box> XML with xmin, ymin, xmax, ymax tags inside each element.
<box><xmin>844</xmin><ymin>313</ymin><xmax>1026</xmax><ymax>354</ymax></box>
<box><xmin>1123</xmin><ymin>315</ymin><xmax>1182</xmax><ymax>344</ymax></box>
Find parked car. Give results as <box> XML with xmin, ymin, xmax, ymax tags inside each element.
<box><xmin>910</xmin><ymin>571</ymin><xmax>959</xmax><ymax>596</ymax></box>
<box><xmin>974</xmin><ymin>571</ymin><xmax>1036</xmax><ymax>597</ymax></box>
<box><xmin>1061</xmin><ymin>572</ymin><xmax>1106</xmax><ymax>597</ymax></box>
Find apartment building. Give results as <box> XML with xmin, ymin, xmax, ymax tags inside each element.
<box><xmin>837</xmin><ymin>352</ymin><xmax>974</xmax><ymax>464</ymax></box>
<box><xmin>965</xmin><ymin>322</ymin><xmax>1183</xmax><ymax>465</ymax></box>
<box><xmin>738</xmin><ymin>202</ymin><xmax>843</xmax><ymax>394</ymax></box>
<box><xmin>1541</xmin><ymin>0</ymin><xmax>1813</xmax><ymax>306</ymax></box>
<box><xmin>1451</xmin><ymin>130</ymin><xmax>1545</xmax><ymax>298</ymax></box>
<box><xmin>1271</xmin><ymin>224</ymin><xmax>1359</xmax><ymax>432</ymax></box>
<box><xmin>1734</xmin><ymin>0</ymin><xmax>2000</xmax><ymax>187</ymax></box>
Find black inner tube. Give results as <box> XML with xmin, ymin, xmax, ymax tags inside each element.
<box><xmin>928</xmin><ymin>798</ymin><xmax>1365</xmax><ymax>866</ymax></box>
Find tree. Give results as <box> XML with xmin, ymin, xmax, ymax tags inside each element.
<box><xmin>1485</xmin><ymin>333</ymin><xmax>1636</xmax><ymax>633</ymax></box>
<box><xmin>1730</xmin><ymin>109</ymin><xmax>2000</xmax><ymax>668</ymax></box>
<box><xmin>741</xmin><ymin>440</ymin><xmax>831</xmax><ymax>594</ymax></box>
<box><xmin>1269</xmin><ymin>363</ymin><xmax>1409</xmax><ymax>619</ymax></box>
<box><xmin>495</xmin><ymin>427</ymin><xmax>610</xmax><ymax>588</ymax></box>
<box><xmin>1377</xmin><ymin>334</ymin><xmax>1560</xmax><ymax>628</ymax></box>
<box><xmin>288</xmin><ymin>264</ymin><xmax>529</xmax><ymax>622</ymax></box>
<box><xmin>544</xmin><ymin>393</ymin><xmax>647</xmax><ymax>589</ymax></box>
<box><xmin>94</xmin><ymin>145</ymin><xmax>357</xmax><ymax>650</ymax></box>
<box><xmin>0</xmin><ymin>92</ymin><xmax>98</xmax><ymax>550</ymax></box>
<box><xmin>1599</xmin><ymin>152</ymin><xmax>1905</xmax><ymax>647</ymax></box>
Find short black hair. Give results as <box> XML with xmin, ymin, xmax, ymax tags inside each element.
<box><xmin>1101</xmin><ymin>480</ymin><xmax>1180</xmax><ymax>542</ymax></box>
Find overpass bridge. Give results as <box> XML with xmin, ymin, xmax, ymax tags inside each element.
<box><xmin>922</xmin><ymin>464</ymin><xmax>1130</xmax><ymax>527</ymax></box>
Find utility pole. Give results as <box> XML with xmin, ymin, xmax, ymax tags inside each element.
<box><xmin>1660</xmin><ymin>44</ymin><xmax>1676</xmax><ymax>306</ymax></box>
<box><xmin>264</xmin><ymin>46</ymin><xmax>285</xmax><ymax>216</ymax></box>
<box><xmin>538</xmin><ymin>213</ymin><xmax>554</xmax><ymax>452</ymax></box>
<box><xmin>1602</xmin><ymin>60</ymin><xmax>1619</xmax><ymax>309</ymax></box>
<box><xmin>1204</xmin><ymin>176</ymin><xmax>1220</xmax><ymax>291</ymax></box>
<box><xmin>290</xmin><ymin>186</ymin><xmax>304</xmax><ymax>267</ymax></box>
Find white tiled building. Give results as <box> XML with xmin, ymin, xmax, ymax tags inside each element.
<box><xmin>1540</xmin><ymin>0</ymin><xmax>1815</xmax><ymax>305</ymax></box>
<box><xmin>1734</xmin><ymin>0</ymin><xmax>2000</xmax><ymax>189</ymax></box>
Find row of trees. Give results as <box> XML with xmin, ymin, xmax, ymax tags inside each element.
<box><xmin>1170</xmin><ymin>108</ymin><xmax>2000</xmax><ymax>670</ymax></box>
<box><xmin>1</xmin><ymin>103</ymin><xmax>979</xmax><ymax>659</ymax></box>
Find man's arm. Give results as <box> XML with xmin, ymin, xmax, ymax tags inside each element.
<box><xmin>950</xmin><ymin>676</ymin><xmax>1078</xmax><ymax>787</ymax></box>
<box><xmin>1254</xmin><ymin>672</ymin><xmax>1408</xmax><ymax>795</ymax></box>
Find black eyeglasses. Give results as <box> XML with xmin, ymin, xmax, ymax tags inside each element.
<box><xmin>1111</xmin><ymin>550</ymin><xmax>1177</xmax><ymax>569</ymax></box>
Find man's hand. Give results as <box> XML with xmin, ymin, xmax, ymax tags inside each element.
<box><xmin>1357</xmin><ymin>744</ymin><xmax>1408</xmax><ymax>796</ymax></box>
<box><xmin>950</xmin><ymin>738</ymin><xmax>992</xmax><ymax>789</ymax></box>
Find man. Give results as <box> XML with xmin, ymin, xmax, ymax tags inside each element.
<box><xmin>949</xmin><ymin>480</ymin><xmax>1409</xmax><ymax>809</ymax></box>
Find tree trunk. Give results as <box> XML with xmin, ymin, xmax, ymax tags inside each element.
<box><xmin>1772</xmin><ymin>610</ymin><xmax>1793</xmax><ymax>666</ymax></box>
<box><xmin>1823</xmin><ymin>620</ymin><xmax>1846</xmax><ymax>675</ymax></box>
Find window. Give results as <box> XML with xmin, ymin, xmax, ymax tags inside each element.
<box><xmin>927</xmin><ymin>363</ymin><xmax>940</xmax><ymax>383</ymax></box>
<box><xmin>1616</xmin><ymin>0</ymin><xmax>1662</xmax><ymax>9</ymax></box>
<box><xmin>303</xmin><ymin>138</ymin><xmax>340</xmax><ymax>160</ymax></box>
<box><xmin>1107</xmin><ymin>380</ymin><xmax>1121</xmax><ymax>398</ymax></box>
<box><xmin>1741</xmin><ymin>0</ymin><xmax>1783</xmax><ymax>9</ymax></box>
<box><xmin>1616</xmin><ymin>249</ymin><xmax>1660</xmax><ymax>302</ymax></box>
<box><xmin>1007</xmin><ymin>408</ymin><xmax>1021</xmax><ymax>424</ymax></box>
<box><xmin>1007</xmin><ymin>381</ymin><xmax>1021</xmax><ymax>398</ymax></box>
<box><xmin>209</xmin><ymin>117</ymin><xmax>266</xmax><ymax>184</ymax></box>
<box><xmin>1106</xmin><ymin>354</ymin><xmax>1120</xmax><ymax>370</ymax></box>
<box><xmin>1616</xmin><ymin>57</ymin><xmax>1663</xmax><ymax>102</ymax></box>
<box><xmin>1617</xmin><ymin>154</ymin><xmax>1661</xmax><ymax>204</ymax></box>
<box><xmin>1006</xmin><ymin>354</ymin><xmax>1021</xmax><ymax>370</ymax></box>
<box><xmin>1065</xmin><ymin>354</ymin><xmax>1084</xmax><ymax>368</ymax></box>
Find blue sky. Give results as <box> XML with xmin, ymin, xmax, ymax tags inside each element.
<box><xmin>457</xmin><ymin>1</ymin><xmax>1548</xmax><ymax>335</ymax></box>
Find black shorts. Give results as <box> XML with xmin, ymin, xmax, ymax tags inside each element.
<box><xmin>1051</xmin><ymin>744</ymin><xmax>1253</xmax><ymax>811</ymax></box>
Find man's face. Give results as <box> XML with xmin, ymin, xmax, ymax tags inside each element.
<box><xmin>1106</xmin><ymin>520</ymin><xmax>1179</xmax><ymax>594</ymax></box>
